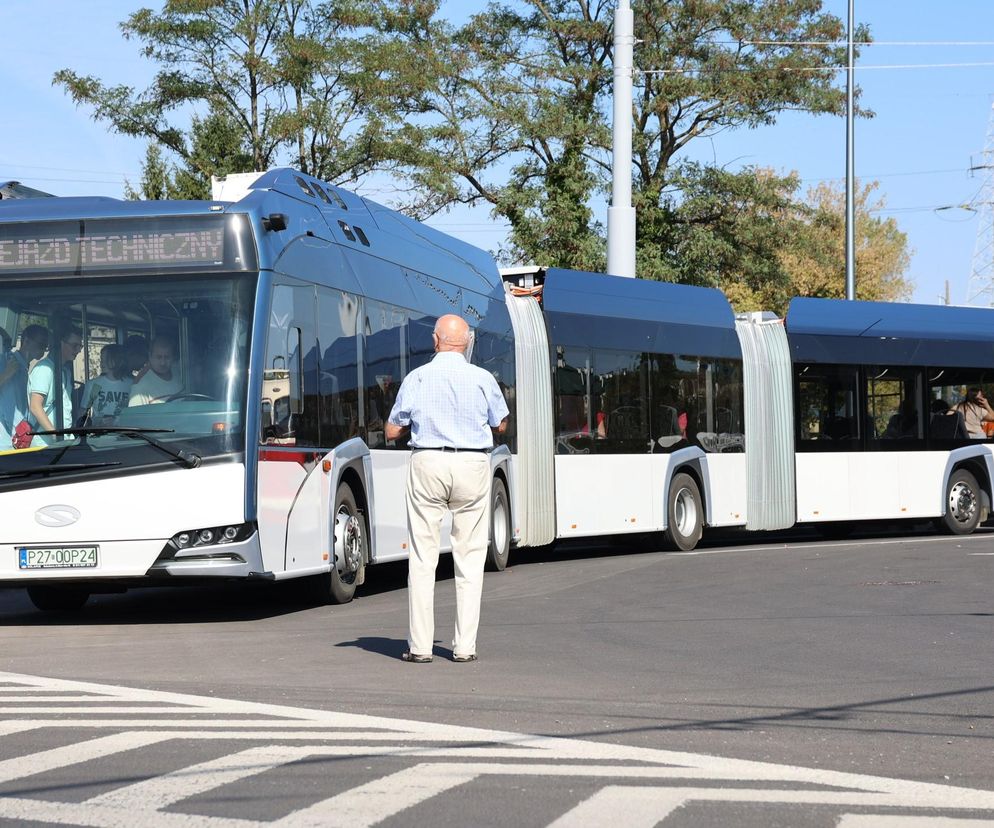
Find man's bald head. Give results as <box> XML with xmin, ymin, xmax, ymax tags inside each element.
<box><xmin>433</xmin><ymin>314</ymin><xmax>471</xmax><ymax>353</ymax></box>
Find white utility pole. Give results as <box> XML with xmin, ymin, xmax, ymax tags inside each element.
<box><xmin>607</xmin><ymin>0</ymin><xmax>637</xmax><ymax>278</ymax></box>
<box><xmin>844</xmin><ymin>0</ymin><xmax>856</xmax><ymax>300</ymax></box>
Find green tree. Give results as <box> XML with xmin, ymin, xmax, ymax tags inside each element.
<box><xmin>783</xmin><ymin>180</ymin><xmax>913</xmax><ymax>306</ymax></box>
<box><xmin>54</xmin><ymin>0</ymin><xmax>391</xmax><ymax>191</ymax></box>
<box><xmin>362</xmin><ymin>0</ymin><xmax>866</xmax><ymax>286</ymax></box>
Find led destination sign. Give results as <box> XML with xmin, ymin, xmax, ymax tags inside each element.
<box><xmin>0</xmin><ymin>215</ymin><xmax>249</xmax><ymax>274</ymax></box>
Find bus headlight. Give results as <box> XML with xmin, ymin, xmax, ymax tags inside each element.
<box><xmin>161</xmin><ymin>522</ymin><xmax>256</xmax><ymax>557</ymax></box>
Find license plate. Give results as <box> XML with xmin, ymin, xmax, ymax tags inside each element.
<box><xmin>18</xmin><ymin>546</ymin><xmax>98</xmax><ymax>570</ymax></box>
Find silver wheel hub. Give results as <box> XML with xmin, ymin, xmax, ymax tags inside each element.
<box><xmin>335</xmin><ymin>507</ymin><xmax>363</xmax><ymax>574</ymax></box>
<box><xmin>674</xmin><ymin>487</ymin><xmax>698</xmax><ymax>537</ymax></box>
<box><xmin>948</xmin><ymin>481</ymin><xmax>977</xmax><ymax>525</ymax></box>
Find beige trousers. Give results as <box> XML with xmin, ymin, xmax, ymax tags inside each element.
<box><xmin>406</xmin><ymin>450</ymin><xmax>492</xmax><ymax>657</ymax></box>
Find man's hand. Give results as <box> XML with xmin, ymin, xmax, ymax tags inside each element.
<box><xmin>385</xmin><ymin>422</ymin><xmax>408</xmax><ymax>442</ymax></box>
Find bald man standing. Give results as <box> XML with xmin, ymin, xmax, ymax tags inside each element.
<box><xmin>386</xmin><ymin>314</ymin><xmax>509</xmax><ymax>663</ymax></box>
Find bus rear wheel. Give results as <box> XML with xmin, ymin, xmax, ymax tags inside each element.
<box><xmin>485</xmin><ymin>476</ymin><xmax>511</xmax><ymax>572</ymax></box>
<box><xmin>940</xmin><ymin>468</ymin><xmax>982</xmax><ymax>535</ymax></box>
<box><xmin>663</xmin><ymin>472</ymin><xmax>703</xmax><ymax>552</ymax></box>
<box><xmin>27</xmin><ymin>585</ymin><xmax>90</xmax><ymax>612</ymax></box>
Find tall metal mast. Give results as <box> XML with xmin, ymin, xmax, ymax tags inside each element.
<box><xmin>844</xmin><ymin>0</ymin><xmax>856</xmax><ymax>300</ymax></box>
<box><xmin>607</xmin><ymin>0</ymin><xmax>636</xmax><ymax>278</ymax></box>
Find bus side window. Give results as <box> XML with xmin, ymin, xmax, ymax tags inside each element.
<box><xmin>263</xmin><ymin>285</ymin><xmax>316</xmax><ymax>446</ymax></box>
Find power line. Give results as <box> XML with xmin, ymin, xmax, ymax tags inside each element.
<box><xmin>640</xmin><ymin>61</ymin><xmax>994</xmax><ymax>76</ymax></box>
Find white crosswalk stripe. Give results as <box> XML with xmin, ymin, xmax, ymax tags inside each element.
<box><xmin>1</xmin><ymin>670</ymin><xmax>993</xmax><ymax>827</ymax></box>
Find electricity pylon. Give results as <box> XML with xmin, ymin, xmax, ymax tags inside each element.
<box><xmin>966</xmin><ymin>101</ymin><xmax>994</xmax><ymax>306</ymax></box>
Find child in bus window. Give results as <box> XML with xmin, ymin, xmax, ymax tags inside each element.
<box><xmin>80</xmin><ymin>344</ymin><xmax>131</xmax><ymax>425</ymax></box>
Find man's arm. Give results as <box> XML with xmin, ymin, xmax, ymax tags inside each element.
<box><xmin>491</xmin><ymin>416</ymin><xmax>508</xmax><ymax>438</ymax></box>
<box><xmin>385</xmin><ymin>421</ymin><xmax>409</xmax><ymax>441</ymax></box>
<box><xmin>28</xmin><ymin>392</ymin><xmax>54</xmax><ymax>432</ymax></box>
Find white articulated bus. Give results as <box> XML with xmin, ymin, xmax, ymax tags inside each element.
<box><xmin>0</xmin><ymin>169</ymin><xmax>991</xmax><ymax>611</ymax></box>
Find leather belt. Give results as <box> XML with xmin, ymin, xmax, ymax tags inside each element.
<box><xmin>412</xmin><ymin>446</ymin><xmax>491</xmax><ymax>453</ymax></box>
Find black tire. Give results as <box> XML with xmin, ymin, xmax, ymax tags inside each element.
<box><xmin>662</xmin><ymin>472</ymin><xmax>703</xmax><ymax>551</ymax></box>
<box><xmin>485</xmin><ymin>477</ymin><xmax>511</xmax><ymax>572</ymax></box>
<box><xmin>311</xmin><ymin>483</ymin><xmax>367</xmax><ymax>604</ymax></box>
<box><xmin>27</xmin><ymin>585</ymin><xmax>90</xmax><ymax>612</ymax></box>
<box><xmin>940</xmin><ymin>468</ymin><xmax>982</xmax><ymax>535</ymax></box>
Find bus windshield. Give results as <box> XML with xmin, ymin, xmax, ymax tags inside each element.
<box><xmin>0</xmin><ymin>273</ymin><xmax>255</xmax><ymax>483</ymax></box>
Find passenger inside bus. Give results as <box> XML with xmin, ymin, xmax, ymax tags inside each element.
<box><xmin>129</xmin><ymin>337</ymin><xmax>182</xmax><ymax>406</ymax></box>
<box><xmin>124</xmin><ymin>335</ymin><xmax>149</xmax><ymax>382</ymax></box>
<box><xmin>952</xmin><ymin>387</ymin><xmax>994</xmax><ymax>439</ymax></box>
<box><xmin>0</xmin><ymin>324</ymin><xmax>48</xmax><ymax>447</ymax></box>
<box><xmin>80</xmin><ymin>344</ymin><xmax>132</xmax><ymax>425</ymax></box>
<box><xmin>929</xmin><ymin>398</ymin><xmax>969</xmax><ymax>440</ymax></box>
<box><xmin>882</xmin><ymin>399</ymin><xmax>919</xmax><ymax>440</ymax></box>
<box><xmin>27</xmin><ymin>326</ymin><xmax>82</xmax><ymax>444</ymax></box>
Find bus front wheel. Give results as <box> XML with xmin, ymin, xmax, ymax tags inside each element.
<box><xmin>663</xmin><ymin>472</ymin><xmax>703</xmax><ymax>552</ymax></box>
<box><xmin>940</xmin><ymin>469</ymin><xmax>982</xmax><ymax>535</ymax></box>
<box><xmin>321</xmin><ymin>483</ymin><xmax>367</xmax><ymax>604</ymax></box>
<box><xmin>27</xmin><ymin>585</ymin><xmax>90</xmax><ymax>612</ymax></box>
<box><xmin>485</xmin><ymin>476</ymin><xmax>511</xmax><ymax>572</ymax></box>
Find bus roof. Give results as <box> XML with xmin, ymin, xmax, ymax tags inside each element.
<box><xmin>0</xmin><ymin>168</ymin><xmax>501</xmax><ymax>294</ymax></box>
<box><xmin>541</xmin><ymin>268</ymin><xmax>741</xmax><ymax>358</ymax></box>
<box><xmin>786</xmin><ymin>297</ymin><xmax>994</xmax><ymax>368</ymax></box>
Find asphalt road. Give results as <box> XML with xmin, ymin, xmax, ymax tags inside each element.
<box><xmin>0</xmin><ymin>525</ymin><xmax>992</xmax><ymax>826</ymax></box>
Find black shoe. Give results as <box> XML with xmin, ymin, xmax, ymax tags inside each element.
<box><xmin>401</xmin><ymin>651</ymin><xmax>433</xmax><ymax>663</ymax></box>
<box><xmin>452</xmin><ymin>653</ymin><xmax>478</xmax><ymax>663</ymax></box>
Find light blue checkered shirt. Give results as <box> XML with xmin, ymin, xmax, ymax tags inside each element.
<box><xmin>388</xmin><ymin>351</ymin><xmax>509</xmax><ymax>449</ymax></box>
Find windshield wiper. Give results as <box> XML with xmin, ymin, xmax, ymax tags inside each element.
<box><xmin>32</xmin><ymin>426</ymin><xmax>203</xmax><ymax>469</ymax></box>
<box><xmin>0</xmin><ymin>461</ymin><xmax>122</xmax><ymax>480</ymax></box>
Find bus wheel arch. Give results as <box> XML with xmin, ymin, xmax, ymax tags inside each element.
<box><xmin>485</xmin><ymin>469</ymin><xmax>512</xmax><ymax>572</ymax></box>
<box><xmin>663</xmin><ymin>467</ymin><xmax>705</xmax><ymax>552</ymax></box>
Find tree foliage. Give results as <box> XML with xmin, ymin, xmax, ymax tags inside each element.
<box><xmin>55</xmin><ymin>0</ymin><xmax>395</xmax><ymax>189</ymax></box>
<box><xmin>55</xmin><ymin>1</ymin><xmax>912</xmax><ymax>307</ymax></box>
<box><xmin>359</xmin><ymin>0</ymin><xmax>868</xmax><ymax>283</ymax></box>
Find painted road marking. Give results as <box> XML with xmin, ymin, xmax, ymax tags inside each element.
<box><xmin>0</xmin><ymin>671</ymin><xmax>992</xmax><ymax>827</ymax></box>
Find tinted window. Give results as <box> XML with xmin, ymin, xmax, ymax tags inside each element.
<box><xmin>865</xmin><ymin>366</ymin><xmax>923</xmax><ymax>446</ymax></box>
<box><xmin>595</xmin><ymin>350</ymin><xmax>648</xmax><ymax>454</ymax></box>
<box><xmin>317</xmin><ymin>287</ymin><xmax>360</xmax><ymax>446</ymax></box>
<box><xmin>928</xmin><ymin>367</ymin><xmax>994</xmax><ymax>442</ymax></box>
<box><xmin>262</xmin><ymin>283</ymin><xmax>318</xmax><ymax>446</ymax></box>
<box><xmin>795</xmin><ymin>363</ymin><xmax>861</xmax><ymax>450</ymax></box>
<box><xmin>363</xmin><ymin>300</ymin><xmax>408</xmax><ymax>449</ymax></box>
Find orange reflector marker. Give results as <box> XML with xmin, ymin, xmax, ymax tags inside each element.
<box><xmin>402</xmin><ymin>542</ymin><xmax>407</xmax><ymax>550</ymax></box>
<box><xmin>322</xmin><ymin>552</ymin><xmax>329</xmax><ymax>561</ymax></box>
<box><xmin>211</xmin><ymin>423</ymin><xmax>226</xmax><ymax>433</ymax></box>
<box><xmin>570</xmin><ymin>523</ymin><xmax>577</xmax><ymax>529</ymax></box>
<box><xmin>322</xmin><ymin>459</ymin><xmax>332</xmax><ymax>473</ymax></box>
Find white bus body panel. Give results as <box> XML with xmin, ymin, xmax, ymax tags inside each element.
<box><xmin>366</xmin><ymin>450</ymin><xmax>454</xmax><ymax>563</ymax></box>
<box><xmin>366</xmin><ymin>450</ymin><xmax>414</xmax><ymax>563</ymax></box>
<box><xmin>700</xmin><ymin>454</ymin><xmax>748</xmax><ymax>527</ymax></box>
<box><xmin>0</xmin><ymin>464</ymin><xmax>246</xmax><ymax>580</ymax></box>
<box><xmin>555</xmin><ymin>455</ymin><xmax>654</xmax><ymax>537</ymax></box>
<box><xmin>795</xmin><ymin>452</ymin><xmax>951</xmax><ymax>522</ymax></box>
<box><xmin>258</xmin><ymin>457</ymin><xmax>310</xmax><ymax>573</ymax></box>
<box><xmin>553</xmin><ymin>453</ymin><xmax>747</xmax><ymax>538</ymax></box>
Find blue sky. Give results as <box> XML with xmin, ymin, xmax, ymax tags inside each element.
<box><xmin>3</xmin><ymin>1</ymin><xmax>994</xmax><ymax>307</ymax></box>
